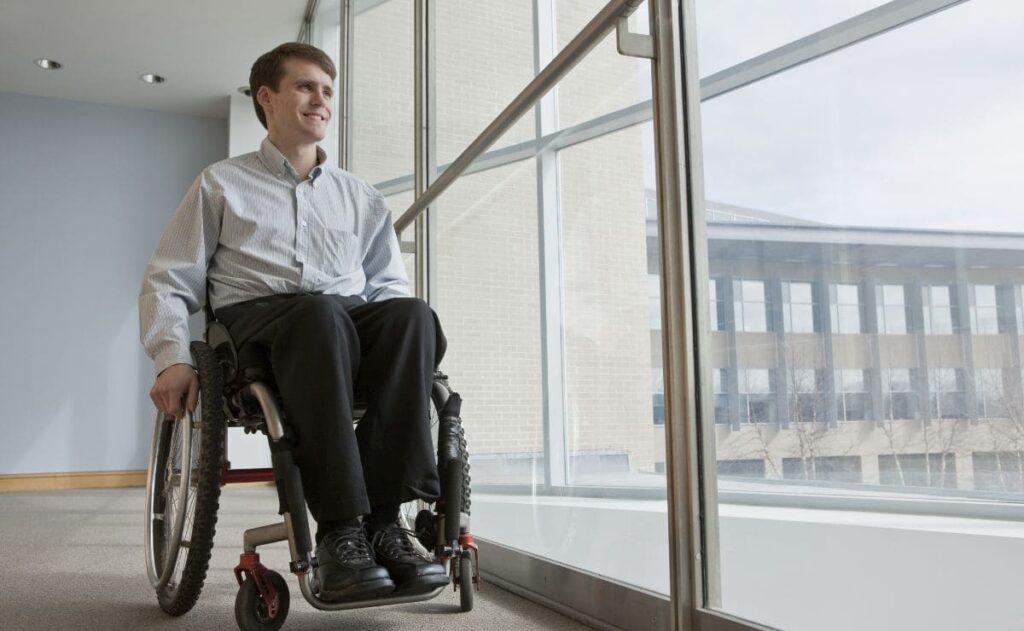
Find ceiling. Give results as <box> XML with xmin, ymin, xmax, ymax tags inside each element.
<box><xmin>0</xmin><ymin>0</ymin><xmax>307</xmax><ymax>119</ymax></box>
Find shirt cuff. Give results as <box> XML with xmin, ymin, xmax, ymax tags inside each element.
<box><xmin>154</xmin><ymin>350</ymin><xmax>195</xmax><ymax>377</ymax></box>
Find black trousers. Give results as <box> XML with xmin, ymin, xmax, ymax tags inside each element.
<box><xmin>216</xmin><ymin>293</ymin><xmax>445</xmax><ymax>527</ymax></box>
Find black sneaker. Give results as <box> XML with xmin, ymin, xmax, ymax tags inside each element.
<box><xmin>315</xmin><ymin>525</ymin><xmax>395</xmax><ymax>602</ymax></box>
<box><xmin>370</xmin><ymin>521</ymin><xmax>449</xmax><ymax>595</ymax></box>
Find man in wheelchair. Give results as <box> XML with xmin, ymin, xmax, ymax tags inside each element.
<box><xmin>139</xmin><ymin>42</ymin><xmax>449</xmax><ymax>603</ymax></box>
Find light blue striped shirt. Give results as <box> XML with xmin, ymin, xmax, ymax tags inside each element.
<box><xmin>139</xmin><ymin>137</ymin><xmax>409</xmax><ymax>375</ymax></box>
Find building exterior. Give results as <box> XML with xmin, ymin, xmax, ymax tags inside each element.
<box><xmin>649</xmin><ymin>198</ymin><xmax>1024</xmax><ymax>492</ymax></box>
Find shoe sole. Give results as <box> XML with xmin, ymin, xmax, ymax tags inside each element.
<box><xmin>318</xmin><ymin>578</ymin><xmax>396</xmax><ymax>603</ymax></box>
<box><xmin>394</xmin><ymin>573</ymin><xmax>451</xmax><ymax>596</ymax></box>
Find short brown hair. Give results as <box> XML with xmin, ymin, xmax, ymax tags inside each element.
<box><xmin>249</xmin><ymin>42</ymin><xmax>337</xmax><ymax>129</ymax></box>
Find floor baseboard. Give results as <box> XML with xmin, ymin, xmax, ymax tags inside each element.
<box><xmin>0</xmin><ymin>470</ymin><xmax>146</xmax><ymax>492</ymax></box>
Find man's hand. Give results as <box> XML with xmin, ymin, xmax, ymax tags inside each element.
<box><xmin>150</xmin><ymin>363</ymin><xmax>200</xmax><ymax>418</ymax></box>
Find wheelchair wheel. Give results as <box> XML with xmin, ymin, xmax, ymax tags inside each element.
<box><xmin>458</xmin><ymin>551</ymin><xmax>474</xmax><ymax>612</ymax></box>
<box><xmin>144</xmin><ymin>341</ymin><xmax>226</xmax><ymax>615</ymax></box>
<box><xmin>235</xmin><ymin>571</ymin><xmax>289</xmax><ymax>631</ymax></box>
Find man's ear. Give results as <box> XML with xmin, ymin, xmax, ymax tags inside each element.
<box><xmin>256</xmin><ymin>85</ymin><xmax>273</xmax><ymax>116</ymax></box>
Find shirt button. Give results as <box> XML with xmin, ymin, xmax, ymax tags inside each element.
<box><xmin>301</xmin><ymin>220</ymin><xmax>308</xmax><ymax>227</ymax></box>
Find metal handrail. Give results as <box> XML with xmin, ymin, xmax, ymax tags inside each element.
<box><xmin>394</xmin><ymin>0</ymin><xmax>644</xmax><ymax>234</ymax></box>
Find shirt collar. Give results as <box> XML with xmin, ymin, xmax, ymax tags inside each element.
<box><xmin>258</xmin><ymin>137</ymin><xmax>327</xmax><ymax>182</ymax></box>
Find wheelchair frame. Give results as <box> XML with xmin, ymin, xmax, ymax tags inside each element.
<box><xmin>144</xmin><ymin>321</ymin><xmax>479</xmax><ymax>630</ymax></box>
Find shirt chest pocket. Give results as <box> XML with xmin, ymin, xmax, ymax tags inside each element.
<box><xmin>314</xmin><ymin>227</ymin><xmax>360</xmax><ymax>275</ymax></box>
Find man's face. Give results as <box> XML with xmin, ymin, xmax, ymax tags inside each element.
<box><xmin>258</xmin><ymin>58</ymin><xmax>333</xmax><ymax>145</ymax></box>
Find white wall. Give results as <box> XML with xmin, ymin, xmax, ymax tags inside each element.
<box><xmin>0</xmin><ymin>91</ymin><xmax>226</xmax><ymax>475</ymax></box>
<box><xmin>229</xmin><ymin>93</ymin><xmax>267</xmax><ymax>158</ymax></box>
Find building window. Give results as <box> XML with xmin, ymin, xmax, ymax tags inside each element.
<box><xmin>882</xmin><ymin>368</ymin><xmax>918</xmax><ymax>420</ymax></box>
<box><xmin>790</xmin><ymin>368</ymin><xmax>825</xmax><ymax>423</ymax></box>
<box><xmin>782</xmin><ymin>455</ymin><xmax>862</xmax><ymax>483</ymax></box>
<box><xmin>717</xmin><ymin>459</ymin><xmax>766</xmax><ymax>479</ymax></box>
<box><xmin>830</xmin><ymin>283</ymin><xmax>862</xmax><ymax>334</ymax></box>
<box><xmin>713</xmin><ymin>368</ymin><xmax>730</xmax><ymax>425</ymax></box>
<box><xmin>739</xmin><ymin>369</ymin><xmax>775</xmax><ymax>423</ymax></box>
<box><xmin>877</xmin><ymin>284</ymin><xmax>907</xmax><ymax>334</ymax></box>
<box><xmin>878</xmin><ymin>453</ymin><xmax>957</xmax><ymax>488</ymax></box>
<box><xmin>835</xmin><ymin>369</ymin><xmax>870</xmax><ymax>421</ymax></box>
<box><xmin>649</xmin><ymin>276</ymin><xmax>662</xmax><ymax>331</ymax></box>
<box><xmin>975</xmin><ymin>368</ymin><xmax>1006</xmax><ymax>418</ymax></box>
<box><xmin>929</xmin><ymin>368</ymin><xmax>966</xmax><ymax>419</ymax></box>
<box><xmin>734</xmin><ymin>280</ymin><xmax>769</xmax><ymax>332</ymax></box>
<box><xmin>973</xmin><ymin>451</ymin><xmax>1024</xmax><ymax>492</ymax></box>
<box><xmin>783</xmin><ymin>281</ymin><xmax>816</xmax><ymax>333</ymax></box>
<box><xmin>923</xmin><ymin>285</ymin><xmax>955</xmax><ymax>334</ymax></box>
<box><xmin>1016</xmin><ymin>286</ymin><xmax>1024</xmax><ymax>334</ymax></box>
<box><xmin>652</xmin><ymin>368</ymin><xmax>664</xmax><ymax>425</ymax></box>
<box><xmin>969</xmin><ymin>285</ymin><xmax>999</xmax><ymax>334</ymax></box>
<box><xmin>709</xmin><ymin>278</ymin><xmax>727</xmax><ymax>332</ymax></box>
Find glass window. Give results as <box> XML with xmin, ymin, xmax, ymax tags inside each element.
<box><xmin>790</xmin><ymin>368</ymin><xmax>825</xmax><ymax>423</ymax></box>
<box><xmin>783</xmin><ymin>281</ymin><xmax>815</xmax><ymax>333</ymax></box>
<box><xmin>923</xmin><ymin>285</ymin><xmax>955</xmax><ymax>334</ymax></box>
<box><xmin>652</xmin><ymin>367</ymin><xmax>665</xmax><ymax>427</ymax></box>
<box><xmin>709</xmin><ymin>278</ymin><xmax>726</xmax><ymax>331</ymax></box>
<box><xmin>881</xmin><ymin>368</ymin><xmax>918</xmax><ymax>421</ymax></box>
<box><xmin>559</xmin><ymin>124</ymin><xmax>662</xmax><ymax>488</ymax></box>
<box><xmin>782</xmin><ymin>455</ymin><xmax>862</xmax><ymax>483</ymax></box>
<box><xmin>878</xmin><ymin>453</ymin><xmax>957</xmax><ymax>488</ymax></box>
<box><xmin>830</xmin><ymin>283</ymin><xmax>861</xmax><ymax>334</ymax></box>
<box><xmin>973</xmin><ymin>451</ymin><xmax>1024</xmax><ymax>492</ymax></box>
<box><xmin>713</xmin><ymin>368</ymin><xmax>730</xmax><ymax>425</ymax></box>
<box><xmin>1016</xmin><ymin>286</ymin><xmax>1024</xmax><ymax>334</ymax></box>
<box><xmin>351</xmin><ymin>1</ymin><xmax>413</xmax><ymax>184</ymax></box>
<box><xmin>877</xmin><ymin>284</ymin><xmax>907</xmax><ymax>334</ymax></box>
<box><xmin>692</xmin><ymin>0</ymin><xmax>1024</xmax><ymax>628</ymax></box>
<box><xmin>929</xmin><ymin>368</ymin><xmax>965</xmax><ymax>419</ymax></box>
<box><xmin>975</xmin><ymin>369</ymin><xmax>1006</xmax><ymax>418</ymax></box>
<box><xmin>739</xmin><ymin>368</ymin><xmax>775</xmax><ymax>423</ymax></box>
<box><xmin>970</xmin><ymin>285</ymin><xmax>999</xmax><ymax>334</ymax></box>
<box><xmin>835</xmin><ymin>369</ymin><xmax>870</xmax><ymax>421</ymax></box>
<box><xmin>717</xmin><ymin>459</ymin><xmax>766</xmax><ymax>479</ymax></box>
<box><xmin>734</xmin><ymin>279</ymin><xmax>768</xmax><ymax>332</ymax></box>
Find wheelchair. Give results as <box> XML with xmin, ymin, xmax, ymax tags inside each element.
<box><xmin>143</xmin><ymin>309</ymin><xmax>478</xmax><ymax>631</ymax></box>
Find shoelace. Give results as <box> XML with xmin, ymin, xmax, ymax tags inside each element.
<box><xmin>372</xmin><ymin>523</ymin><xmax>423</xmax><ymax>562</ymax></box>
<box><xmin>322</xmin><ymin>526</ymin><xmax>375</xmax><ymax>564</ymax></box>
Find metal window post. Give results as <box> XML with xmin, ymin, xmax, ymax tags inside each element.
<box><xmin>414</xmin><ymin>0</ymin><xmax>436</xmax><ymax>302</ymax></box>
<box><xmin>533</xmin><ymin>0</ymin><xmax>568</xmax><ymax>488</ymax></box>
<box><xmin>648</xmin><ymin>0</ymin><xmax>703</xmax><ymax>627</ymax></box>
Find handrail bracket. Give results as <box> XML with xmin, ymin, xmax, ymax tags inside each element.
<box><xmin>616</xmin><ymin>17</ymin><xmax>654</xmax><ymax>59</ymax></box>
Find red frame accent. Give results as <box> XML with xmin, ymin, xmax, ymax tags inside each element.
<box><xmin>453</xmin><ymin>532</ymin><xmax>482</xmax><ymax>592</ymax></box>
<box><xmin>221</xmin><ymin>462</ymin><xmax>274</xmax><ymax>484</ymax></box>
<box><xmin>234</xmin><ymin>551</ymin><xmax>281</xmax><ymax>618</ymax></box>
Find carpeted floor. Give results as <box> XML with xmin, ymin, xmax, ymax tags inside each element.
<box><xmin>0</xmin><ymin>487</ymin><xmax>590</xmax><ymax>630</ymax></box>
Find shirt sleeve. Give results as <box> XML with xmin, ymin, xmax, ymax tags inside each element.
<box><xmin>361</xmin><ymin>193</ymin><xmax>412</xmax><ymax>303</ymax></box>
<box><xmin>139</xmin><ymin>172</ymin><xmax>222</xmax><ymax>376</ymax></box>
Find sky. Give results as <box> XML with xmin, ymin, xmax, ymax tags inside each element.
<box><xmin>690</xmin><ymin>0</ymin><xmax>1024</xmax><ymax>232</ymax></box>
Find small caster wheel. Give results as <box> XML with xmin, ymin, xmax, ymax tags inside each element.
<box><xmin>234</xmin><ymin>571</ymin><xmax>290</xmax><ymax>631</ymax></box>
<box><xmin>458</xmin><ymin>551</ymin><xmax>474</xmax><ymax>612</ymax></box>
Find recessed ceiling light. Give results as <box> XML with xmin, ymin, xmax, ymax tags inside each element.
<box><xmin>238</xmin><ymin>86</ymin><xmax>252</xmax><ymax>97</ymax></box>
<box><xmin>140</xmin><ymin>73</ymin><xmax>166</xmax><ymax>84</ymax></box>
<box><xmin>34</xmin><ymin>58</ymin><xmax>62</xmax><ymax>70</ymax></box>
